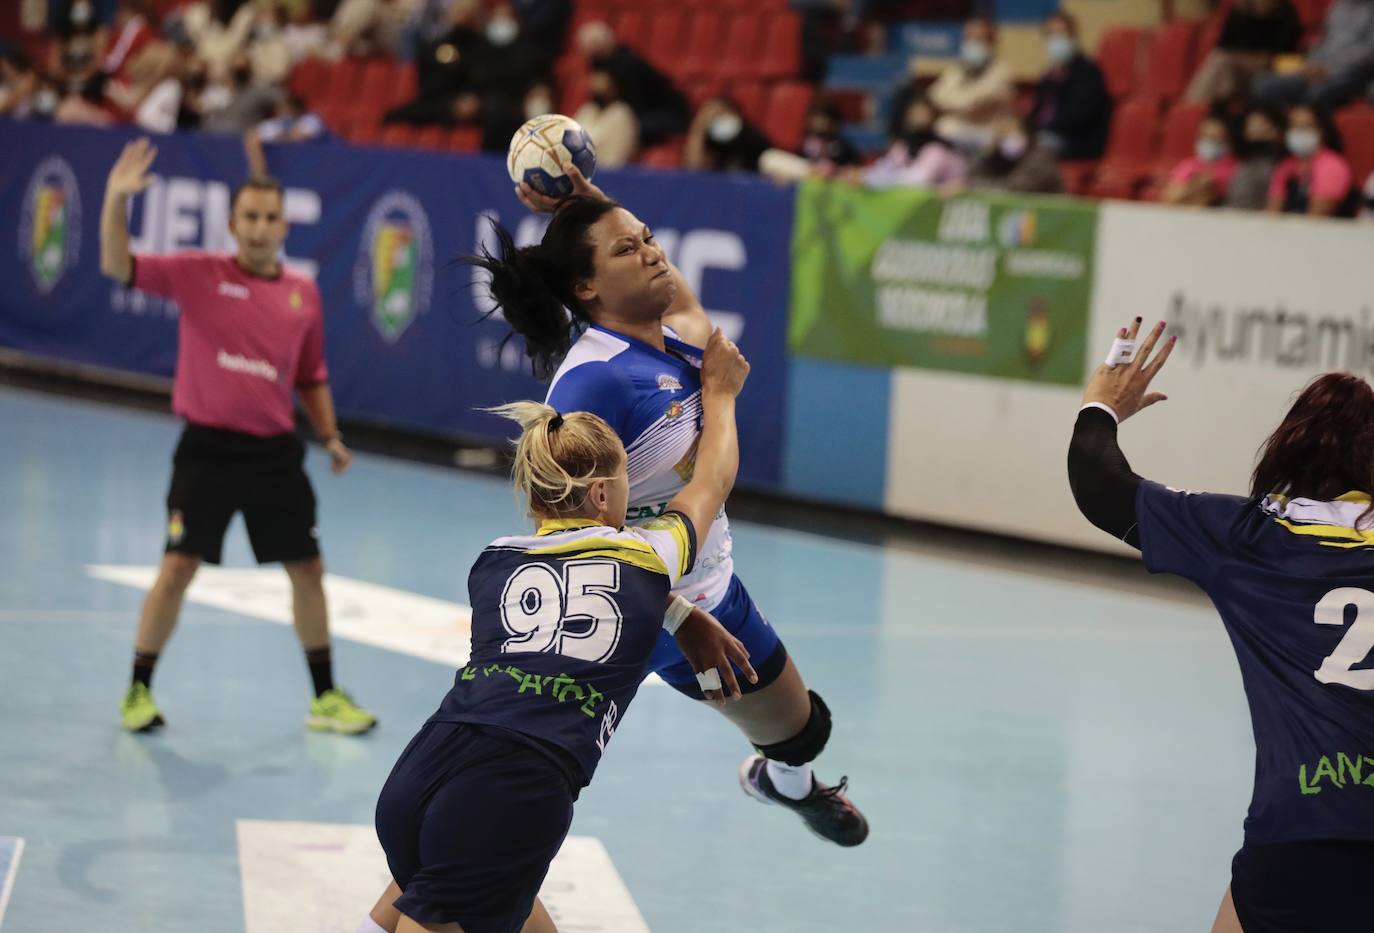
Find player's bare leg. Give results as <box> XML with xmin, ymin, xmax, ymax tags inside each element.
<box><xmin>121</xmin><ymin>552</ymin><xmax>200</xmax><ymax>730</ymax></box>
<box><xmin>366</xmin><ymin>885</ymin><xmax>554</xmax><ymax>933</ymax></box>
<box><xmin>1211</xmin><ymin>886</ymin><xmax>1244</xmax><ymax>933</ymax></box>
<box><xmin>716</xmin><ymin>657</ymin><xmax>869</xmax><ymax>846</ymax></box>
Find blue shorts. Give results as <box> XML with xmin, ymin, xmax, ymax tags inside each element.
<box><xmin>648</xmin><ymin>574</ymin><xmax>788</xmax><ymax>698</ymax></box>
<box><xmin>374</xmin><ymin>721</ymin><xmax>575</xmax><ymax>933</ymax></box>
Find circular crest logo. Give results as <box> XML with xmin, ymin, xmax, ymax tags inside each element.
<box><xmin>353</xmin><ymin>191</ymin><xmax>434</xmax><ymax>343</ymax></box>
<box><xmin>19</xmin><ymin>157</ymin><xmax>82</xmax><ymax>294</ymax></box>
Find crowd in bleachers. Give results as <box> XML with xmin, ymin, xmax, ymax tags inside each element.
<box><xmin>2</xmin><ymin>0</ymin><xmax>1372</xmax><ymax>219</ymax></box>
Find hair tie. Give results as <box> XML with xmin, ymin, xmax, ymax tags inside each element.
<box><xmin>548</xmin><ymin>411</ymin><xmax>564</xmax><ymax>430</ymax></box>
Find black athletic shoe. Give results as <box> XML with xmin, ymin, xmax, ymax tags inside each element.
<box><xmin>738</xmin><ymin>754</ymin><xmax>869</xmax><ymax>847</ymax></box>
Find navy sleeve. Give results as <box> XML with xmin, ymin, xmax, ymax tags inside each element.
<box><xmin>1135</xmin><ymin>481</ymin><xmax>1248</xmax><ymax>588</ymax></box>
<box><xmin>545</xmin><ymin>361</ymin><xmax>634</xmax><ymax>438</ymax></box>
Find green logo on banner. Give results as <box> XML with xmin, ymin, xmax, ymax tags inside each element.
<box><xmin>788</xmin><ymin>182</ymin><xmax>1098</xmax><ymax>385</ymax></box>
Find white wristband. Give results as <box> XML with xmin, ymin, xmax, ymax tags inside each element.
<box><xmin>1104</xmin><ymin>338</ymin><xmax>1136</xmax><ymax>366</ymax></box>
<box><xmin>664</xmin><ymin>595</ymin><xmax>694</xmax><ymax>635</ymax></box>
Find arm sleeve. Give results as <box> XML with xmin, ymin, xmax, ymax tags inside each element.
<box><xmin>1135</xmin><ymin>482</ymin><xmax>1246</xmax><ymax>588</ymax></box>
<box><xmin>545</xmin><ymin>362</ymin><xmax>634</xmax><ymax>438</ymax></box>
<box><xmin>631</xmin><ymin>511</ymin><xmax>698</xmax><ymax>586</ymax></box>
<box><xmin>295</xmin><ymin>285</ymin><xmax>329</xmax><ymax>387</ymax></box>
<box><xmin>131</xmin><ymin>252</ymin><xmax>214</xmax><ymax>303</ymax></box>
<box><xmin>1067</xmin><ymin>406</ymin><xmax>1144</xmax><ymax>548</ymax></box>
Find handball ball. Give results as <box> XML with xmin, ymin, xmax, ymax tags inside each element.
<box><xmin>507</xmin><ymin>114</ymin><xmax>597</xmax><ymax>198</ymax></box>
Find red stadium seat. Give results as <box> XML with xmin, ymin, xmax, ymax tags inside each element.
<box><xmin>728</xmin><ymin>80</ymin><xmax>767</xmax><ymax>125</ymax></box>
<box><xmin>448</xmin><ymin>126</ymin><xmax>482</xmax><ymax>152</ymax></box>
<box><xmin>639</xmin><ymin>136</ymin><xmax>686</xmax><ymax>168</ymax></box>
<box><xmin>613</xmin><ymin>9</ymin><xmax>649</xmax><ymax>51</ymax></box>
<box><xmin>1295</xmin><ymin>0</ymin><xmax>1333</xmax><ymax>32</ymax></box>
<box><xmin>391</xmin><ymin>63</ymin><xmax>417</xmax><ymax>109</ymax></box>
<box><xmin>1058</xmin><ymin>159</ymin><xmax>1099</xmax><ymax>196</ymax></box>
<box><xmin>718</xmin><ymin>12</ymin><xmax>765</xmax><ymax>82</ymax></box>
<box><xmin>762</xmin><ymin>81</ymin><xmax>815</xmax><ymax>151</ymax></box>
<box><xmin>644</xmin><ymin>9</ymin><xmax>689</xmax><ymax>75</ymax></box>
<box><xmin>755</xmin><ymin>12</ymin><xmax>802</xmax><ymax>80</ymax></box>
<box><xmin>347</xmin><ymin>119</ymin><xmax>384</xmax><ymax>145</ymax></box>
<box><xmin>357</xmin><ymin>59</ymin><xmax>399</xmax><ymax>119</ymax></box>
<box><xmin>679</xmin><ymin>10</ymin><xmax>725</xmax><ymax>80</ymax></box>
<box><xmin>288</xmin><ymin>57</ymin><xmax>330</xmax><ymax>106</ymax></box>
<box><xmin>323</xmin><ymin>58</ymin><xmax>367</xmax><ymax>108</ymax></box>
<box><xmin>1335</xmin><ymin>102</ymin><xmax>1374</xmax><ymax>189</ymax></box>
<box><xmin>1153</xmin><ymin>100</ymin><xmax>1207</xmax><ymax>175</ymax></box>
<box><xmin>1096</xmin><ymin>26</ymin><xmax>1143</xmax><ymax>100</ymax></box>
<box><xmin>414</xmin><ymin>125</ymin><xmax>449</xmax><ymax>151</ymax></box>
<box><xmin>380</xmin><ymin>123</ymin><xmax>418</xmax><ymax>148</ymax></box>
<box><xmin>1088</xmin><ymin>98</ymin><xmax>1159</xmax><ymax>198</ymax></box>
<box><xmin>685</xmin><ymin>79</ymin><xmax>726</xmax><ymax>111</ymax></box>
<box><xmin>1140</xmin><ymin>20</ymin><xmax>1200</xmax><ymax>103</ymax></box>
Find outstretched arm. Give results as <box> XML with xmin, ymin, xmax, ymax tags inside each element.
<box><xmin>101</xmin><ymin>138</ymin><xmax>158</xmax><ymax>284</ymax></box>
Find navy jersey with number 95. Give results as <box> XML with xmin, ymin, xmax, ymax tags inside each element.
<box><xmin>428</xmin><ymin>513</ymin><xmax>696</xmax><ymax>789</ymax></box>
<box><xmin>1137</xmin><ymin>482</ymin><xmax>1374</xmax><ymax>845</ymax></box>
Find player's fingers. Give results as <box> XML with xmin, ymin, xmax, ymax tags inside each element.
<box><xmin>1144</xmin><ymin>333</ymin><xmax>1178</xmax><ymax>378</ymax></box>
<box><xmin>1132</xmin><ymin>320</ymin><xmax>1166</xmax><ymax>371</ymax></box>
<box><xmin>719</xmin><ymin>657</ymin><xmax>742</xmax><ymax>701</ymax></box>
<box><xmin>1126</xmin><ymin>316</ymin><xmax>1143</xmax><ymax>341</ymax></box>
<box><xmin>730</xmin><ymin>640</ymin><xmax>758</xmax><ymax>685</ymax></box>
<box><xmin>1140</xmin><ymin>392</ymin><xmax>1169</xmax><ymax>409</ymax></box>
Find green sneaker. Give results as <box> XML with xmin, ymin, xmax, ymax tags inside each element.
<box><xmin>307</xmin><ymin>688</ymin><xmax>377</xmax><ymax>735</ymax></box>
<box><xmin>120</xmin><ymin>682</ymin><xmax>165</xmax><ymax>732</ymax></box>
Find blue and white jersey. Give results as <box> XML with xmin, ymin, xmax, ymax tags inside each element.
<box><xmin>547</xmin><ymin>324</ymin><xmax>734</xmax><ymax>609</ymax></box>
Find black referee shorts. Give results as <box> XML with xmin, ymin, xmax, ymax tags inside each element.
<box><xmin>1231</xmin><ymin>839</ymin><xmax>1374</xmax><ymax>932</ymax></box>
<box><xmin>164</xmin><ymin>424</ymin><xmax>320</xmax><ymax>566</ymax></box>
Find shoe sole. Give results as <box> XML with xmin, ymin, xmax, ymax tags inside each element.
<box><xmin>124</xmin><ymin>713</ymin><xmax>165</xmax><ymax>733</ymax></box>
<box><xmin>305</xmin><ymin>715</ymin><xmax>377</xmax><ymax>735</ymax></box>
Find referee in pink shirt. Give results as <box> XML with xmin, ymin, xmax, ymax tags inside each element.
<box><xmin>99</xmin><ymin>138</ymin><xmax>376</xmax><ymax>736</ymax></box>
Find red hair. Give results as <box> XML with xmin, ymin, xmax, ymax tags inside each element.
<box><xmin>1251</xmin><ymin>373</ymin><xmax>1374</xmax><ymax>507</ymax></box>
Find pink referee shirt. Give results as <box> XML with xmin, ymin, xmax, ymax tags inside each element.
<box><xmin>131</xmin><ymin>252</ymin><xmax>329</xmax><ymax>437</ymax></box>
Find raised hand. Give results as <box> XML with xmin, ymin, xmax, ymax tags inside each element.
<box><xmin>700</xmin><ymin>328</ymin><xmax>750</xmax><ymax>398</ymax></box>
<box><xmin>106</xmin><ymin>138</ymin><xmax>158</xmax><ymax>199</ymax></box>
<box><xmin>513</xmin><ymin>162</ymin><xmax>608</xmax><ymax>214</ymax></box>
<box><xmin>1082</xmin><ymin>318</ymin><xmax>1177</xmax><ymax>423</ymax></box>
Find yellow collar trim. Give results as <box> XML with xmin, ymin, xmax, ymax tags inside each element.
<box><xmin>536</xmin><ymin>518</ymin><xmax>601</xmax><ymax>536</ymax></box>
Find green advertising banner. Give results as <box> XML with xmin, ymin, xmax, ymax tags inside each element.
<box><xmin>789</xmin><ymin>181</ymin><xmax>1099</xmax><ymax>385</ymax></box>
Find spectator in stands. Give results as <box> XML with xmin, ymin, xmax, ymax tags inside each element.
<box><xmin>328</xmin><ymin>0</ymin><xmax>411</xmax><ymax>59</ymax></box>
<box><xmin>573</xmin><ymin>66</ymin><xmax>639</xmax><ymax>168</ymax></box>
<box><xmin>200</xmin><ymin>46</ymin><xmax>283</xmax><ymax>133</ymax></box>
<box><xmin>522</xmin><ymin>79</ymin><xmax>554</xmax><ymax>121</ymax></box>
<box><xmin>922</xmin><ymin>17</ymin><xmax>1016</xmax><ymax>150</ymax></box>
<box><xmin>245</xmin><ymin>92</ymin><xmax>329</xmax><ymax>175</ymax></box>
<box><xmin>183</xmin><ymin>0</ymin><xmax>289</xmax><ymax>87</ymax></box>
<box><xmin>576</xmin><ymin>20</ymin><xmax>688</xmax><ymax>146</ymax></box>
<box><xmin>1226</xmin><ymin>103</ymin><xmax>1287</xmax><ymax>209</ymax></box>
<box><xmin>385</xmin><ymin>0</ymin><xmax>483</xmax><ymax>126</ymax></box>
<box><xmin>966</xmin><ymin>115</ymin><xmax>1064</xmax><ymax>194</ymax></box>
<box><xmin>683</xmin><ymin>96</ymin><xmax>772</xmax><ymax>173</ymax></box>
<box><xmin>798</xmin><ymin>98</ymin><xmax>860</xmax><ymax>173</ymax></box>
<box><xmin>49</xmin><ymin>0</ymin><xmax>108</xmax><ymax>86</ymax></box>
<box><xmin>1185</xmin><ymin>0</ymin><xmax>1302</xmax><ymax>104</ymax></box>
<box><xmin>1267</xmin><ymin>103</ymin><xmax>1359</xmax><ymax>216</ymax></box>
<box><xmin>1253</xmin><ymin>0</ymin><xmax>1374</xmax><ymax>110</ymax></box>
<box><xmin>1162</xmin><ymin>113</ymin><xmax>1239</xmax><ymax>206</ymax></box>
<box><xmin>510</xmin><ymin>0</ymin><xmax>570</xmax><ymax>61</ymax></box>
<box><xmin>0</xmin><ymin>51</ymin><xmax>39</xmax><ymax>116</ymax></box>
<box><xmin>859</xmin><ymin>96</ymin><xmax>967</xmax><ymax>189</ymax></box>
<box><xmin>468</xmin><ymin>2</ymin><xmax>546</xmax><ymax>150</ymax></box>
<box><xmin>1030</xmin><ymin>10</ymin><xmax>1112</xmax><ymax>161</ymax></box>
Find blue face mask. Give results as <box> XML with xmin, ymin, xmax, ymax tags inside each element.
<box><xmin>1196</xmin><ymin>138</ymin><xmax>1227</xmax><ymax>163</ymax></box>
<box><xmin>961</xmin><ymin>40</ymin><xmax>991</xmax><ymax>69</ymax></box>
<box><xmin>1045</xmin><ymin>34</ymin><xmax>1075</xmax><ymax>65</ymax></box>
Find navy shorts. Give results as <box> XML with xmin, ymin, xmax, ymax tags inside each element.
<box><xmin>648</xmin><ymin>575</ymin><xmax>788</xmax><ymax>698</ymax></box>
<box><xmin>374</xmin><ymin>721</ymin><xmax>575</xmax><ymax>932</ymax></box>
<box><xmin>1231</xmin><ymin>839</ymin><xmax>1374</xmax><ymax>932</ymax></box>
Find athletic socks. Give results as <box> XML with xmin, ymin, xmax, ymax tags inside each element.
<box><xmin>765</xmin><ymin>760</ymin><xmax>814</xmax><ymax>800</ymax></box>
<box><xmin>305</xmin><ymin>645</ymin><xmax>334</xmax><ymax>697</ymax></box>
<box><xmin>132</xmin><ymin>650</ymin><xmax>159</xmax><ymax>688</ymax></box>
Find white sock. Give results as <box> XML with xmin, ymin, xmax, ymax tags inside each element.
<box><xmin>355</xmin><ymin>918</ymin><xmax>388</xmax><ymax>933</ymax></box>
<box><xmin>765</xmin><ymin>760</ymin><xmax>813</xmax><ymax>800</ymax></box>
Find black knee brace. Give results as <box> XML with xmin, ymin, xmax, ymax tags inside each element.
<box><xmin>754</xmin><ymin>691</ymin><xmax>831</xmax><ymax>766</ymax></box>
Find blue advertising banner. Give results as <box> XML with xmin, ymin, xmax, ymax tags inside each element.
<box><xmin>0</xmin><ymin>120</ymin><xmax>792</xmax><ymax>487</ymax></box>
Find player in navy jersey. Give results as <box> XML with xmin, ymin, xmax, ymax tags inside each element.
<box><xmin>358</xmin><ymin>329</ymin><xmax>756</xmax><ymax>933</ymax></box>
<box><xmin>1069</xmin><ymin>318</ymin><xmax>1374</xmax><ymax>933</ymax></box>
<box><xmin>465</xmin><ymin>169</ymin><xmax>868</xmax><ymax>848</ymax></box>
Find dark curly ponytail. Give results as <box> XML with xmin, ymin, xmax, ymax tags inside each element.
<box><xmin>463</xmin><ymin>196</ymin><xmax>621</xmax><ymax>380</ymax></box>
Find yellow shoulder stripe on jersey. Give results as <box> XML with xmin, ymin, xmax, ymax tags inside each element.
<box><xmin>1274</xmin><ymin>519</ymin><xmax>1374</xmax><ymax>546</ymax></box>
<box><xmin>639</xmin><ymin>513</ymin><xmax>692</xmax><ymax>578</ymax></box>
<box><xmin>527</xmin><ymin>536</ymin><xmax>669</xmax><ymax>575</ymax></box>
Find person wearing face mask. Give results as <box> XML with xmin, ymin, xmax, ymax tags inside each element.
<box><xmin>573</xmin><ymin>67</ymin><xmax>639</xmax><ymax>168</ymax></box>
<box><xmin>922</xmin><ymin>17</ymin><xmax>1015</xmax><ymax>150</ymax></box>
<box><xmin>1225</xmin><ymin>104</ymin><xmax>1287</xmax><ymax>209</ymax></box>
<box><xmin>798</xmin><ymin>99</ymin><xmax>859</xmax><ymax>173</ymax></box>
<box><xmin>861</xmin><ymin>97</ymin><xmax>968</xmax><ymax>190</ymax></box>
<box><xmin>1185</xmin><ymin>0</ymin><xmax>1302</xmax><ymax>104</ymax></box>
<box><xmin>683</xmin><ymin>97</ymin><xmax>774</xmax><ymax>174</ymax></box>
<box><xmin>466</xmin><ymin>3</ymin><xmax>548</xmax><ymax>152</ymax></box>
<box><xmin>1162</xmin><ymin>114</ymin><xmax>1240</xmax><ymax>207</ymax></box>
<box><xmin>1254</xmin><ymin>0</ymin><xmax>1374</xmax><ymax>110</ymax></box>
<box><xmin>966</xmin><ymin>115</ymin><xmax>1065</xmax><ymax>194</ymax></box>
<box><xmin>577</xmin><ymin>20</ymin><xmax>689</xmax><ymax>147</ymax></box>
<box><xmin>1030</xmin><ymin>10</ymin><xmax>1111</xmax><ymax>161</ymax></box>
<box><xmin>1267</xmin><ymin>104</ymin><xmax>1359</xmax><ymax>217</ymax></box>
<box><xmin>385</xmin><ymin>0</ymin><xmax>482</xmax><ymax>126</ymax></box>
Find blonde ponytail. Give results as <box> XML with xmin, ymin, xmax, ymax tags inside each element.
<box><xmin>487</xmin><ymin>401</ymin><xmax>625</xmax><ymax>518</ymax></box>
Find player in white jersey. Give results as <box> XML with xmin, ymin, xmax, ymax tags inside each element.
<box><xmin>458</xmin><ymin>170</ymin><xmax>867</xmax><ymax>846</ymax></box>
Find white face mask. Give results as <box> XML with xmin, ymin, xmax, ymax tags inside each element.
<box><xmin>999</xmin><ymin>135</ymin><xmax>1028</xmax><ymax>160</ymax></box>
<box><xmin>1196</xmin><ymin>138</ymin><xmax>1227</xmax><ymax>162</ymax></box>
<box><xmin>707</xmin><ymin>113</ymin><xmax>743</xmax><ymax>144</ymax></box>
<box><xmin>1045</xmin><ymin>34</ymin><xmax>1075</xmax><ymax>65</ymax></box>
<box><xmin>33</xmin><ymin>88</ymin><xmax>60</xmax><ymax>116</ymax></box>
<box><xmin>1286</xmin><ymin>127</ymin><xmax>1319</xmax><ymax>157</ymax></box>
<box><xmin>486</xmin><ymin>18</ymin><xmax>519</xmax><ymax>46</ymax></box>
<box><xmin>961</xmin><ymin>39</ymin><xmax>991</xmax><ymax>69</ymax></box>
<box><xmin>71</xmin><ymin>1</ymin><xmax>94</xmax><ymax>27</ymax></box>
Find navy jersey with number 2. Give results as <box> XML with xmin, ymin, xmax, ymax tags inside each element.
<box><xmin>1137</xmin><ymin>482</ymin><xmax>1374</xmax><ymax>846</ymax></box>
<box><xmin>429</xmin><ymin>512</ymin><xmax>696</xmax><ymax>788</ymax></box>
